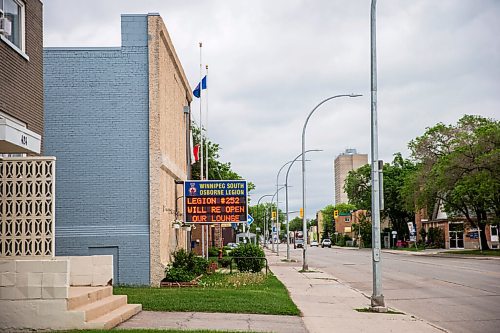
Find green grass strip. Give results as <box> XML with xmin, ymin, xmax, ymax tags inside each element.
<box><xmin>443</xmin><ymin>249</ymin><xmax>500</xmax><ymax>256</ymax></box>
<box><xmin>114</xmin><ymin>273</ymin><xmax>299</xmax><ymax>316</ymax></box>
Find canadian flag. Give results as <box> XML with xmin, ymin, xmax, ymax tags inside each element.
<box><xmin>192</xmin><ymin>144</ymin><xmax>200</xmax><ymax>164</ymax></box>
<box><xmin>190</xmin><ymin>129</ymin><xmax>200</xmax><ymax>165</ymax></box>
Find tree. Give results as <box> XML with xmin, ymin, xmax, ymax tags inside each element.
<box><xmin>352</xmin><ymin>212</ymin><xmax>371</xmax><ymax>248</ymax></box>
<box><xmin>320</xmin><ymin>205</ymin><xmax>335</xmax><ymax>240</ymax></box>
<box><xmin>344</xmin><ymin>165</ymin><xmax>371</xmax><ymax>211</ymax></box>
<box><xmin>344</xmin><ymin>155</ymin><xmax>416</xmax><ymax>238</ymax></box>
<box><xmin>407</xmin><ymin>115</ymin><xmax>500</xmax><ymax>250</ymax></box>
<box><xmin>191</xmin><ymin>124</ymin><xmax>255</xmax><ymax>191</ymax></box>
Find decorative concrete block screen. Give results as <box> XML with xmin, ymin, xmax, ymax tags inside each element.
<box><xmin>0</xmin><ymin>157</ymin><xmax>56</xmax><ymax>258</ymax></box>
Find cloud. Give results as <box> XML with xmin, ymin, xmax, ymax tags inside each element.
<box><xmin>43</xmin><ymin>0</ymin><xmax>500</xmax><ymax>217</ymax></box>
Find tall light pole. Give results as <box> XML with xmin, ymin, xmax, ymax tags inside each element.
<box><xmin>270</xmin><ymin>185</ymin><xmax>285</xmax><ymax>252</ymax></box>
<box><xmin>370</xmin><ymin>0</ymin><xmax>386</xmax><ymax>310</ymax></box>
<box><xmin>257</xmin><ymin>194</ymin><xmax>273</xmax><ymax>247</ymax></box>
<box><xmin>276</xmin><ymin>161</ymin><xmax>294</xmax><ymax>256</ymax></box>
<box><xmin>285</xmin><ymin>150</ymin><xmax>322</xmax><ymax>261</ymax></box>
<box><xmin>301</xmin><ymin>94</ymin><xmax>361</xmax><ymax>271</ymax></box>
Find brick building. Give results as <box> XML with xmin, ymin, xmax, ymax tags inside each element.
<box><xmin>334</xmin><ymin>149</ymin><xmax>367</xmax><ymax>204</ymax></box>
<box><xmin>0</xmin><ymin>0</ymin><xmax>43</xmax><ymax>155</ymax></box>
<box><xmin>44</xmin><ymin>14</ymin><xmax>192</xmax><ymax>285</ymax></box>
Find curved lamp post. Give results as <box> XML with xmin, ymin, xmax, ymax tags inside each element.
<box><xmin>270</xmin><ymin>185</ymin><xmax>286</xmax><ymax>252</ymax></box>
<box><xmin>301</xmin><ymin>94</ymin><xmax>362</xmax><ymax>271</ymax></box>
<box><xmin>276</xmin><ymin>161</ymin><xmax>294</xmax><ymax>256</ymax></box>
<box><xmin>257</xmin><ymin>194</ymin><xmax>273</xmax><ymax>247</ymax></box>
<box><xmin>285</xmin><ymin>149</ymin><xmax>322</xmax><ymax>260</ymax></box>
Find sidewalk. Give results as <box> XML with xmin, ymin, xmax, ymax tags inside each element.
<box><xmin>118</xmin><ymin>311</ymin><xmax>307</xmax><ymax>332</ymax></box>
<box><xmin>266</xmin><ymin>249</ymin><xmax>446</xmax><ymax>333</ymax></box>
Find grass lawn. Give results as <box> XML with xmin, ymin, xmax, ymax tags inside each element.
<box><xmin>443</xmin><ymin>249</ymin><xmax>500</xmax><ymax>256</ymax></box>
<box><xmin>390</xmin><ymin>246</ymin><xmax>425</xmax><ymax>252</ymax></box>
<box><xmin>114</xmin><ymin>273</ymin><xmax>300</xmax><ymax>316</ymax></box>
<box><xmin>53</xmin><ymin>329</ymin><xmax>251</xmax><ymax>333</ymax></box>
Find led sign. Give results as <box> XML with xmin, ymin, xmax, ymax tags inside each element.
<box><xmin>184</xmin><ymin>180</ymin><xmax>247</xmax><ymax>223</ymax></box>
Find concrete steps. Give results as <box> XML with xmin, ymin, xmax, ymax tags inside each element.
<box><xmin>68</xmin><ymin>286</ymin><xmax>141</xmax><ymax>329</ymax></box>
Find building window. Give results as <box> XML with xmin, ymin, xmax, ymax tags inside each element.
<box><xmin>345</xmin><ymin>218</ymin><xmax>350</xmax><ymax>222</ymax></box>
<box><xmin>0</xmin><ymin>0</ymin><xmax>25</xmax><ymax>52</ymax></box>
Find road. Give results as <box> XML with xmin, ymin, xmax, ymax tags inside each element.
<box><xmin>284</xmin><ymin>246</ymin><xmax>500</xmax><ymax>333</ymax></box>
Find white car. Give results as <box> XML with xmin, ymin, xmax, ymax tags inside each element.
<box><xmin>310</xmin><ymin>240</ymin><xmax>319</xmax><ymax>247</ymax></box>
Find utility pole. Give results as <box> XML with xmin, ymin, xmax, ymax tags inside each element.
<box><xmin>370</xmin><ymin>0</ymin><xmax>386</xmax><ymax>311</ymax></box>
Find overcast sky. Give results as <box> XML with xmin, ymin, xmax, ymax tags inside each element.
<box><xmin>44</xmin><ymin>0</ymin><xmax>500</xmax><ymax>218</ymax></box>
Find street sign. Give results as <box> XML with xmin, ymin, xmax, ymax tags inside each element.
<box><xmin>272</xmin><ymin>226</ymin><xmax>276</xmax><ymax>232</ymax></box>
<box><xmin>247</xmin><ymin>214</ymin><xmax>254</xmax><ymax>226</ymax></box>
<box><xmin>184</xmin><ymin>180</ymin><xmax>248</xmax><ymax>223</ymax></box>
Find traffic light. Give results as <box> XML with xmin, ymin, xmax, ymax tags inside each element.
<box><xmin>299</xmin><ymin>208</ymin><xmax>304</xmax><ymax>218</ymax></box>
<box><xmin>272</xmin><ymin>211</ymin><xmax>276</xmax><ymax>219</ymax></box>
<box><xmin>334</xmin><ymin>210</ymin><xmax>339</xmax><ymax>219</ymax></box>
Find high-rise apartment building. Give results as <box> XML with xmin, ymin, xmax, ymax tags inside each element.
<box><xmin>334</xmin><ymin>149</ymin><xmax>368</xmax><ymax>204</ymax></box>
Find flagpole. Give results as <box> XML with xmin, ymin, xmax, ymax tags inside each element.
<box><xmin>199</xmin><ymin>42</ymin><xmax>204</xmax><ymax>180</ymax></box>
<box><xmin>205</xmin><ymin>65</ymin><xmax>209</xmax><ymax>180</ymax></box>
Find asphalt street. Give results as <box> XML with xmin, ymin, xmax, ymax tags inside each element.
<box><xmin>281</xmin><ymin>246</ymin><xmax>500</xmax><ymax>333</ymax></box>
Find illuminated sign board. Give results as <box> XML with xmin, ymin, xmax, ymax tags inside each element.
<box><xmin>184</xmin><ymin>180</ymin><xmax>247</xmax><ymax>223</ymax></box>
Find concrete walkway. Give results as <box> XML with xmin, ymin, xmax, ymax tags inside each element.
<box><xmin>118</xmin><ymin>310</ymin><xmax>307</xmax><ymax>332</ymax></box>
<box><xmin>266</xmin><ymin>249</ymin><xmax>447</xmax><ymax>333</ymax></box>
<box><xmin>118</xmin><ymin>249</ymin><xmax>449</xmax><ymax>332</ymax></box>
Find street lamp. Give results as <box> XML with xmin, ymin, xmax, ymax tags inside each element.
<box><xmin>301</xmin><ymin>94</ymin><xmax>362</xmax><ymax>271</ymax></box>
<box><xmin>276</xmin><ymin>161</ymin><xmax>295</xmax><ymax>256</ymax></box>
<box><xmin>257</xmin><ymin>194</ymin><xmax>273</xmax><ymax>247</ymax></box>
<box><xmin>270</xmin><ymin>185</ymin><xmax>286</xmax><ymax>253</ymax></box>
<box><xmin>370</xmin><ymin>0</ymin><xmax>386</xmax><ymax>310</ymax></box>
<box><xmin>284</xmin><ymin>150</ymin><xmax>322</xmax><ymax>261</ymax></box>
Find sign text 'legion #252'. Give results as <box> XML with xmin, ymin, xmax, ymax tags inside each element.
<box><xmin>184</xmin><ymin>180</ymin><xmax>248</xmax><ymax>223</ymax></box>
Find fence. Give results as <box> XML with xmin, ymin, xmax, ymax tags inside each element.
<box><xmin>0</xmin><ymin>157</ymin><xmax>56</xmax><ymax>258</ymax></box>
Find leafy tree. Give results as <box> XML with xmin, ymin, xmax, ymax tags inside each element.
<box><xmin>320</xmin><ymin>205</ymin><xmax>335</xmax><ymax>240</ymax></box>
<box><xmin>344</xmin><ymin>155</ymin><xmax>416</xmax><ymax>238</ymax></box>
<box><xmin>407</xmin><ymin>115</ymin><xmax>500</xmax><ymax>250</ymax></box>
<box><xmin>289</xmin><ymin>217</ymin><xmax>304</xmax><ymax>232</ymax></box>
<box><xmin>191</xmin><ymin>124</ymin><xmax>255</xmax><ymax>191</ymax></box>
<box><xmin>344</xmin><ymin>165</ymin><xmax>371</xmax><ymax>211</ymax></box>
<box><xmin>352</xmin><ymin>212</ymin><xmax>371</xmax><ymax>248</ymax></box>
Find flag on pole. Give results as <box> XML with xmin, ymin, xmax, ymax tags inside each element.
<box><xmin>193</xmin><ymin>144</ymin><xmax>200</xmax><ymax>163</ymax></box>
<box><xmin>190</xmin><ymin>130</ymin><xmax>196</xmax><ymax>164</ymax></box>
<box><xmin>193</xmin><ymin>75</ymin><xmax>207</xmax><ymax>98</ymax></box>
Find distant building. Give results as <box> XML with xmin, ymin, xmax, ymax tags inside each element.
<box><xmin>334</xmin><ymin>149</ymin><xmax>368</xmax><ymax>204</ymax></box>
<box><xmin>44</xmin><ymin>14</ymin><xmax>192</xmax><ymax>285</ymax></box>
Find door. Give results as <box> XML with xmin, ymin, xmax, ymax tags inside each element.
<box><xmin>449</xmin><ymin>223</ymin><xmax>464</xmax><ymax>249</ymax></box>
<box><xmin>491</xmin><ymin>225</ymin><xmax>499</xmax><ymax>242</ymax></box>
<box><xmin>89</xmin><ymin>246</ymin><xmax>119</xmax><ymax>284</ymax></box>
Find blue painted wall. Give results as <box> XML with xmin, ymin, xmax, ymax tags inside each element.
<box><xmin>44</xmin><ymin>15</ymin><xmax>150</xmax><ymax>285</ymax></box>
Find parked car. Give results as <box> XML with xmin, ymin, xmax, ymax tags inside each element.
<box><xmin>311</xmin><ymin>240</ymin><xmax>319</xmax><ymax>247</ymax></box>
<box><xmin>227</xmin><ymin>242</ymin><xmax>238</xmax><ymax>249</ymax></box>
<box><xmin>295</xmin><ymin>238</ymin><xmax>304</xmax><ymax>248</ymax></box>
<box><xmin>321</xmin><ymin>239</ymin><xmax>332</xmax><ymax>248</ymax></box>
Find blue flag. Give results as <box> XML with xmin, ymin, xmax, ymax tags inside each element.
<box><xmin>193</xmin><ymin>83</ymin><xmax>201</xmax><ymax>98</ymax></box>
<box><xmin>193</xmin><ymin>75</ymin><xmax>207</xmax><ymax>98</ymax></box>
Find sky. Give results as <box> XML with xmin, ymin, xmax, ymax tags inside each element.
<box><xmin>43</xmin><ymin>0</ymin><xmax>500</xmax><ymax>219</ymax></box>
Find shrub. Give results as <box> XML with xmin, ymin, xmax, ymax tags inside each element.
<box><xmin>218</xmin><ymin>257</ymin><xmax>232</xmax><ymax>268</ymax></box>
<box><xmin>165</xmin><ymin>249</ymin><xmax>209</xmax><ymax>282</ymax></box>
<box><xmin>231</xmin><ymin>244</ymin><xmax>265</xmax><ymax>273</ymax></box>
<box><xmin>208</xmin><ymin>246</ymin><xmax>220</xmax><ymax>257</ymax></box>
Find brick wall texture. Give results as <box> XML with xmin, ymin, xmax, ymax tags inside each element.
<box><xmin>0</xmin><ymin>0</ymin><xmax>43</xmax><ymax>141</ymax></box>
<box><xmin>44</xmin><ymin>14</ymin><xmax>192</xmax><ymax>285</ymax></box>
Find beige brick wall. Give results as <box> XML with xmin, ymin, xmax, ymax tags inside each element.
<box><xmin>148</xmin><ymin>14</ymin><xmax>193</xmax><ymax>285</ymax></box>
